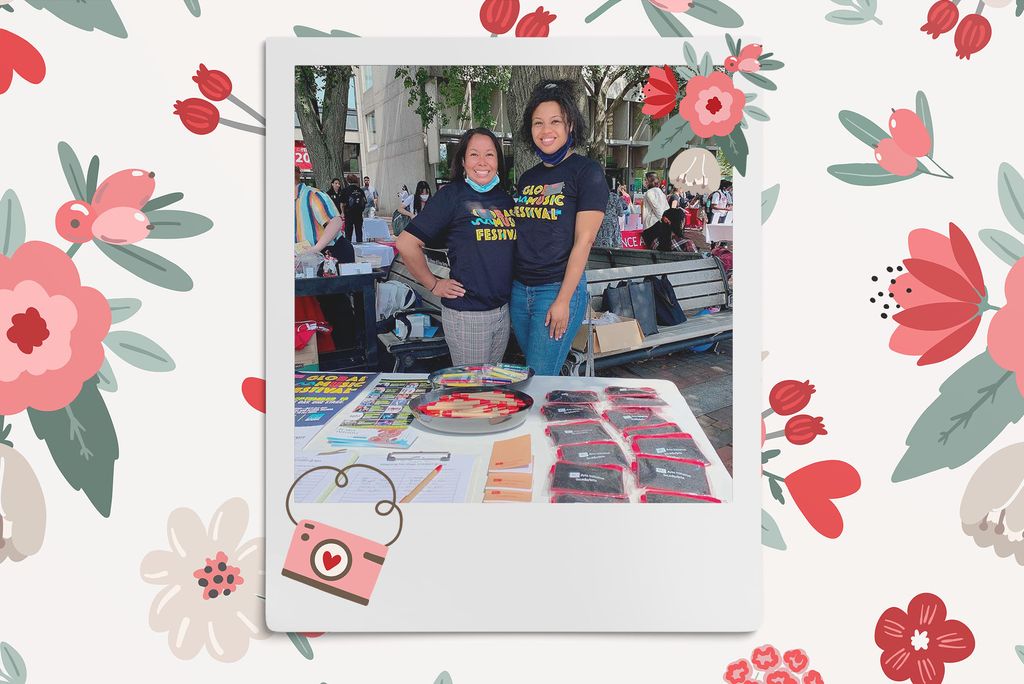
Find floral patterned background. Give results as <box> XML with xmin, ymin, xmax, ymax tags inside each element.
<box><xmin>2</xmin><ymin>0</ymin><xmax>1023</xmax><ymax>681</ymax></box>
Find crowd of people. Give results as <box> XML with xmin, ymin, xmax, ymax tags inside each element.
<box><xmin>295</xmin><ymin>79</ymin><xmax>734</xmax><ymax>375</ymax></box>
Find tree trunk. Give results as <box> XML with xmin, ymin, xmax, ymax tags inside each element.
<box><xmin>294</xmin><ymin>65</ymin><xmax>351</xmax><ymax>189</ymax></box>
<box><xmin>506</xmin><ymin>65</ymin><xmax>584</xmax><ymax>183</ymax></box>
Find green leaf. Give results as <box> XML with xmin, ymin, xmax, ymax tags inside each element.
<box><xmin>96</xmin><ymin>355</ymin><xmax>118</xmax><ymax>392</ymax></box>
<box><xmin>24</xmin><ymin>0</ymin><xmax>127</xmax><ymax>38</ymax></box>
<box><xmin>686</xmin><ymin>0</ymin><xmax>743</xmax><ymax>28</ymax></box>
<box><xmin>57</xmin><ymin>141</ymin><xmax>87</xmax><ymax>201</ymax></box>
<box><xmin>286</xmin><ymin>632</ymin><xmax>314</xmax><ymax>660</ymax></box>
<box><xmin>739</xmin><ymin>71</ymin><xmax>776</xmax><ymax>91</ymax></box>
<box><xmin>713</xmin><ymin>126</ymin><xmax>748</xmax><ymax>176</ymax></box>
<box><xmin>761</xmin><ymin>449</ymin><xmax>781</xmax><ymax>463</ymax></box>
<box><xmin>292</xmin><ymin>25</ymin><xmax>359</xmax><ymax>37</ymax></box>
<box><xmin>915</xmin><ymin>91</ymin><xmax>934</xmax><ymax>157</ymax></box>
<box><xmin>642</xmin><ymin>3</ymin><xmax>693</xmax><ymax>37</ymax></box>
<box><xmin>683</xmin><ymin>42</ymin><xmax>699</xmax><ymax>69</ymax></box>
<box><xmin>85</xmin><ymin>155</ymin><xmax>100</xmax><ymax>203</ymax></box>
<box><xmin>979</xmin><ymin>229</ymin><xmax>1024</xmax><ymax>266</ymax></box>
<box><xmin>93</xmin><ymin>240</ymin><xmax>194</xmax><ymax>292</ymax></box>
<box><xmin>0</xmin><ymin>643</ymin><xmax>26</xmax><ymax>684</ymax></box>
<box><xmin>141</xmin><ymin>192</ymin><xmax>184</xmax><ymax>212</ymax></box>
<box><xmin>145</xmin><ymin>210</ymin><xmax>213</xmax><ymax>239</ymax></box>
<box><xmin>1016</xmin><ymin>644</ymin><xmax>1024</xmax><ymax>664</ymax></box>
<box><xmin>0</xmin><ymin>189</ymin><xmax>26</xmax><ymax>257</ymax></box>
<box><xmin>769</xmin><ymin>477</ymin><xmax>785</xmax><ymax>504</ymax></box>
<box><xmin>758</xmin><ymin>58</ymin><xmax>785</xmax><ymax>71</ymax></box>
<box><xmin>826</xmin><ymin>9</ymin><xmax>869</xmax><ymax>24</ymax></box>
<box><xmin>744</xmin><ymin>92</ymin><xmax>757</xmax><ymax>102</ymax></box>
<box><xmin>998</xmin><ymin>162</ymin><xmax>1024</xmax><ymax>235</ymax></box>
<box><xmin>761</xmin><ymin>509</ymin><xmax>787</xmax><ymax>550</ymax></box>
<box><xmin>643</xmin><ymin>117</ymin><xmax>693</xmax><ymax>163</ymax></box>
<box><xmin>434</xmin><ymin>673</ymin><xmax>453</xmax><ymax>684</ymax></box>
<box><xmin>107</xmin><ymin>297</ymin><xmax>142</xmax><ymax>323</ymax></box>
<box><xmin>699</xmin><ymin>51</ymin><xmax>714</xmax><ymax>77</ymax></box>
<box><xmin>104</xmin><ymin>331</ymin><xmax>175</xmax><ymax>372</ymax></box>
<box><xmin>838</xmin><ymin>110</ymin><xmax>889</xmax><ymax>148</ymax></box>
<box><xmin>744</xmin><ymin>105</ymin><xmax>769</xmax><ymax>122</ymax></box>
<box><xmin>761</xmin><ymin>183</ymin><xmax>781</xmax><ymax>224</ymax></box>
<box><xmin>28</xmin><ymin>377</ymin><xmax>119</xmax><ymax>517</ymax></box>
<box><xmin>725</xmin><ymin>33</ymin><xmax>738</xmax><ymax>57</ymax></box>
<box><xmin>828</xmin><ymin>163</ymin><xmax>919</xmax><ymax>186</ymax></box>
<box><xmin>183</xmin><ymin>0</ymin><xmax>201</xmax><ymax>16</ymax></box>
<box><xmin>892</xmin><ymin>351</ymin><xmax>1024</xmax><ymax>482</ymax></box>
<box><xmin>1017</xmin><ymin>0</ymin><xmax>1023</xmax><ymax>16</ymax></box>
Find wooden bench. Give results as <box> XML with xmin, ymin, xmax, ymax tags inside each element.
<box><xmin>587</xmin><ymin>247</ymin><xmax>702</xmax><ymax>269</ymax></box>
<box><xmin>376</xmin><ymin>250</ymin><xmax>451</xmax><ymax>371</ymax></box>
<box><xmin>564</xmin><ymin>256</ymin><xmax>732</xmax><ymax>375</ymax></box>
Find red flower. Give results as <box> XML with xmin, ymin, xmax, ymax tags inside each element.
<box><xmin>724</xmin><ymin>658</ymin><xmax>753</xmax><ymax>684</ymax></box>
<box><xmin>174</xmin><ymin>98</ymin><xmax>220</xmax><ymax>135</ymax></box>
<box><xmin>888</xmin><ymin>223</ymin><xmax>987</xmax><ymax>366</ymax></box>
<box><xmin>803</xmin><ymin>672</ymin><xmax>824</xmax><ymax>684</ymax></box>
<box><xmin>751</xmin><ymin>645</ymin><xmax>781</xmax><ymax>671</ymax></box>
<box><xmin>480</xmin><ymin>0</ymin><xmax>520</xmax><ymax>35</ymax></box>
<box><xmin>921</xmin><ymin>0</ymin><xmax>959</xmax><ymax>38</ymax></box>
<box><xmin>784</xmin><ymin>415</ymin><xmax>826</xmax><ymax>445</ymax></box>
<box><xmin>641</xmin><ymin>65</ymin><xmax>679</xmax><ymax>120</ymax></box>
<box><xmin>0</xmin><ymin>29</ymin><xmax>45</xmax><ymax>95</ymax></box>
<box><xmin>769</xmin><ymin>380</ymin><xmax>815</xmax><ymax>416</ymax></box>
<box><xmin>515</xmin><ymin>6</ymin><xmax>556</xmax><ymax>37</ymax></box>
<box><xmin>875</xmin><ymin>593</ymin><xmax>975</xmax><ymax>683</ymax></box>
<box><xmin>785</xmin><ymin>461</ymin><xmax>860</xmax><ymax>538</ymax></box>
<box><xmin>677</xmin><ymin>71</ymin><xmax>746</xmax><ymax>138</ymax></box>
<box><xmin>954</xmin><ymin>12</ymin><xmax>991</xmax><ymax>60</ymax></box>
<box><xmin>193</xmin><ymin>64</ymin><xmax>232</xmax><ymax>101</ymax></box>
<box><xmin>783</xmin><ymin>649</ymin><xmax>809</xmax><ymax>674</ymax></box>
<box><xmin>765</xmin><ymin>671</ymin><xmax>799</xmax><ymax>684</ymax></box>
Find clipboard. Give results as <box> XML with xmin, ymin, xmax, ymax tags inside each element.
<box><xmin>386</xmin><ymin>451</ymin><xmax>451</xmax><ymax>463</ymax></box>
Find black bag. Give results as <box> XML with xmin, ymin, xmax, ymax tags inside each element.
<box><xmin>645</xmin><ymin>274</ymin><xmax>686</xmax><ymax>326</ymax></box>
<box><xmin>601</xmin><ymin>280</ymin><xmax>658</xmax><ymax>337</ymax></box>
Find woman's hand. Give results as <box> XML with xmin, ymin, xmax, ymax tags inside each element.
<box><xmin>432</xmin><ymin>278</ymin><xmax>466</xmax><ymax>299</ymax></box>
<box><xmin>545</xmin><ymin>298</ymin><xmax>571</xmax><ymax>340</ymax></box>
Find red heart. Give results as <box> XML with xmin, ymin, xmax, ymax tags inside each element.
<box><xmin>783</xmin><ymin>649</ymin><xmax>809</xmax><ymax>673</ymax></box>
<box><xmin>0</xmin><ymin>29</ymin><xmax>45</xmax><ymax>95</ymax></box>
<box><xmin>241</xmin><ymin>376</ymin><xmax>266</xmax><ymax>413</ymax></box>
<box><xmin>785</xmin><ymin>460</ymin><xmax>860</xmax><ymax>538</ymax></box>
<box><xmin>322</xmin><ymin>550</ymin><xmax>341</xmax><ymax>571</ymax></box>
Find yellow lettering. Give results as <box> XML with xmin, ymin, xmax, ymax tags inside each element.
<box><xmin>553</xmin><ymin>195</ymin><xmax>564</xmax><ymax>207</ymax></box>
<box><xmin>475</xmin><ymin>228</ymin><xmax>484</xmax><ymax>241</ymax></box>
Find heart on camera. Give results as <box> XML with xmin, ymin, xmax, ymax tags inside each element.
<box><xmin>322</xmin><ymin>550</ymin><xmax>342</xmax><ymax>571</ymax></box>
<box><xmin>0</xmin><ymin>30</ymin><xmax>45</xmax><ymax>94</ymax></box>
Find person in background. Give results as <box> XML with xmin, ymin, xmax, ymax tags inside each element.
<box><xmin>396</xmin><ymin>127</ymin><xmax>516</xmax><ymax>365</ymax></box>
<box><xmin>398</xmin><ymin>180</ymin><xmax>432</xmax><ymax>221</ymax></box>
<box><xmin>617</xmin><ymin>184</ymin><xmax>632</xmax><ymax>215</ymax></box>
<box><xmin>711</xmin><ymin>180</ymin><xmax>733</xmax><ymax>224</ymax></box>
<box><xmin>641</xmin><ymin>206</ymin><xmax>684</xmax><ymax>252</ymax></box>
<box><xmin>510</xmin><ymin>79</ymin><xmax>605</xmax><ymax>375</ymax></box>
<box><xmin>326</xmin><ymin>177</ymin><xmax>344</xmax><ymax>214</ymax></box>
<box><xmin>362</xmin><ymin>176</ymin><xmax>379</xmax><ymax>217</ymax></box>
<box><xmin>642</xmin><ymin>171</ymin><xmax>669</xmax><ymax>230</ymax></box>
<box><xmin>667</xmin><ymin>184</ymin><xmax>681</xmax><ymax>209</ymax></box>
<box><xmin>684</xmin><ymin>193</ymin><xmax>706</xmax><ymax>229</ymax></box>
<box><xmin>338</xmin><ymin>173</ymin><xmax>367</xmax><ymax>243</ymax></box>
<box><xmin>594</xmin><ymin>189</ymin><xmax>624</xmax><ymax>248</ymax></box>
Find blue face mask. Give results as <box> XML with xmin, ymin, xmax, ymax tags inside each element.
<box><xmin>534</xmin><ymin>133</ymin><xmax>573</xmax><ymax>165</ymax></box>
<box><xmin>465</xmin><ymin>174</ymin><xmax>500</xmax><ymax>193</ymax></box>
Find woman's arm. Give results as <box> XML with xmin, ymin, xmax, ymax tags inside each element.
<box><xmin>310</xmin><ymin>215</ymin><xmax>344</xmax><ymax>253</ymax></box>
<box><xmin>544</xmin><ymin>209</ymin><xmax>602</xmax><ymax>339</ymax></box>
<box><xmin>395</xmin><ymin>231</ymin><xmax>465</xmax><ymax>299</ymax></box>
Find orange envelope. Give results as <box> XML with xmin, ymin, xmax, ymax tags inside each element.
<box><xmin>485</xmin><ymin>471</ymin><xmax>533</xmax><ymax>489</ymax></box>
<box><xmin>483</xmin><ymin>488</ymin><xmax>532</xmax><ymax>503</ymax></box>
<box><xmin>489</xmin><ymin>434</ymin><xmax>532</xmax><ymax>470</ymax></box>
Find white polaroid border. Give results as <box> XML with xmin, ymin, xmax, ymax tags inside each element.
<box><xmin>266</xmin><ymin>37</ymin><xmax>762</xmax><ymax>632</ymax></box>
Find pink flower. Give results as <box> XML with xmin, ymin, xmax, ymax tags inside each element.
<box><xmin>724</xmin><ymin>658</ymin><xmax>753</xmax><ymax>684</ymax></box>
<box><xmin>0</xmin><ymin>242</ymin><xmax>111</xmax><ymax>414</ymax></box>
<box><xmin>783</xmin><ymin>649</ymin><xmax>810</xmax><ymax>673</ymax></box>
<box><xmin>647</xmin><ymin>0</ymin><xmax>694</xmax><ymax>10</ymax></box>
<box><xmin>752</xmin><ymin>645</ymin><xmax>781</xmax><ymax>671</ymax></box>
<box><xmin>988</xmin><ymin>259</ymin><xmax>1024</xmax><ymax>396</ymax></box>
<box><xmin>678</xmin><ymin>71</ymin><xmax>745</xmax><ymax>138</ymax></box>
<box><xmin>888</xmin><ymin>223</ymin><xmax>987</xmax><ymax>366</ymax></box>
<box><xmin>765</xmin><ymin>671</ymin><xmax>799</xmax><ymax>684</ymax></box>
<box><xmin>875</xmin><ymin>593</ymin><xmax>974</xmax><ymax>683</ymax></box>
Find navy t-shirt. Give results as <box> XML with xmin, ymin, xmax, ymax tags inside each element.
<box><xmin>405</xmin><ymin>181</ymin><xmax>517</xmax><ymax>312</ymax></box>
<box><xmin>512</xmin><ymin>153</ymin><xmax>608</xmax><ymax>285</ymax></box>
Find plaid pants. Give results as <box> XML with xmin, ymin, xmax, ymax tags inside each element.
<box><xmin>441</xmin><ymin>304</ymin><xmax>510</xmax><ymax>366</ymax></box>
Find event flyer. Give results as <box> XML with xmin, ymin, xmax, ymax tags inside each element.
<box><xmin>294</xmin><ymin>372</ymin><xmax>377</xmax><ymax>427</ymax></box>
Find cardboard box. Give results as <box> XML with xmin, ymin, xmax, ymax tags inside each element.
<box><xmin>295</xmin><ymin>334</ymin><xmax>319</xmax><ymax>371</ymax></box>
<box><xmin>572</xmin><ymin>316</ymin><xmax>644</xmax><ymax>354</ymax></box>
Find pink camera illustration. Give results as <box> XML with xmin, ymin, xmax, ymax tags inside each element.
<box><xmin>283</xmin><ymin>465</ymin><xmax>403</xmax><ymax>606</ymax></box>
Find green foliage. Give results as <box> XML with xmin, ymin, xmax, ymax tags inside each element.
<box><xmin>395</xmin><ymin>66</ymin><xmax>511</xmax><ymax>132</ymax></box>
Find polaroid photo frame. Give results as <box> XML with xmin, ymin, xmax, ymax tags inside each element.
<box><xmin>266</xmin><ymin>37</ymin><xmax>762</xmax><ymax>632</ymax></box>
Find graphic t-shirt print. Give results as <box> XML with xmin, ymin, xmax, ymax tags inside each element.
<box><xmin>513</xmin><ymin>182</ymin><xmax>565</xmax><ymax>221</ymax></box>
<box><xmin>468</xmin><ymin>202</ymin><xmax>517</xmax><ymax>241</ymax></box>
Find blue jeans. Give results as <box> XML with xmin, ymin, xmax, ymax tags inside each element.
<box><xmin>510</xmin><ymin>277</ymin><xmax>588</xmax><ymax>376</ymax></box>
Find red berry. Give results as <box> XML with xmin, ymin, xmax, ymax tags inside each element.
<box><xmin>92</xmin><ymin>169</ymin><xmax>156</xmax><ymax>212</ymax></box>
<box><xmin>888</xmin><ymin>109</ymin><xmax>931</xmax><ymax>158</ymax></box>
<box><xmin>55</xmin><ymin>200</ymin><xmax>95</xmax><ymax>243</ymax></box>
<box><xmin>874</xmin><ymin>138</ymin><xmax>918</xmax><ymax>177</ymax></box>
<box><xmin>92</xmin><ymin>206</ymin><xmax>153</xmax><ymax>245</ymax></box>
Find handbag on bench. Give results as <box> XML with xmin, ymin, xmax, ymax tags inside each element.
<box><xmin>601</xmin><ymin>280</ymin><xmax>659</xmax><ymax>337</ymax></box>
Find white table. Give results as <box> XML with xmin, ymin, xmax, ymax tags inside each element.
<box><xmin>353</xmin><ymin>242</ymin><xmax>395</xmax><ymax>268</ymax></box>
<box><xmin>301</xmin><ymin>374</ymin><xmax>732</xmax><ymax>503</ymax></box>
<box><xmin>361</xmin><ymin>218</ymin><xmax>391</xmax><ymax>241</ymax></box>
<box><xmin>705</xmin><ymin>222</ymin><xmax>733</xmax><ymax>243</ymax></box>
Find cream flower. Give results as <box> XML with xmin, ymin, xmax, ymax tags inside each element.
<box><xmin>960</xmin><ymin>443</ymin><xmax>1024</xmax><ymax>564</ymax></box>
<box><xmin>140</xmin><ymin>498</ymin><xmax>267</xmax><ymax>661</ymax></box>
<box><xmin>0</xmin><ymin>443</ymin><xmax>45</xmax><ymax>563</ymax></box>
